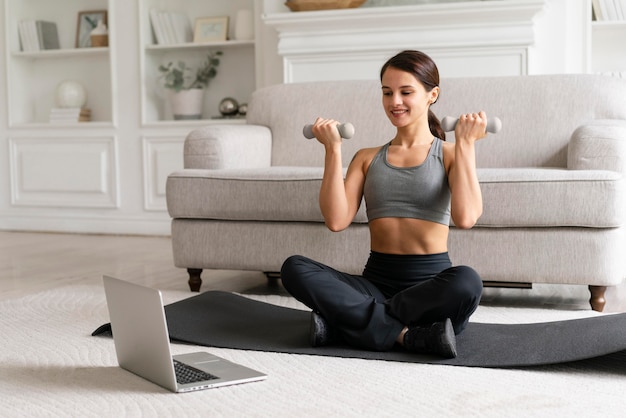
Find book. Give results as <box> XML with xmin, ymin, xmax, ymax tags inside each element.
<box><xmin>18</xmin><ymin>20</ymin><xmax>38</xmax><ymax>52</ymax></box>
<box><xmin>616</xmin><ymin>0</ymin><xmax>626</xmax><ymax>19</ymax></box>
<box><xmin>594</xmin><ymin>0</ymin><xmax>626</xmax><ymax>20</ymax></box>
<box><xmin>170</xmin><ymin>12</ymin><xmax>192</xmax><ymax>44</ymax></box>
<box><xmin>592</xmin><ymin>0</ymin><xmax>604</xmax><ymax>20</ymax></box>
<box><xmin>162</xmin><ymin>12</ymin><xmax>177</xmax><ymax>45</ymax></box>
<box><xmin>36</xmin><ymin>21</ymin><xmax>60</xmax><ymax>50</ymax></box>
<box><xmin>150</xmin><ymin>9</ymin><xmax>167</xmax><ymax>45</ymax></box>
<box><xmin>149</xmin><ymin>10</ymin><xmax>191</xmax><ymax>45</ymax></box>
<box><xmin>27</xmin><ymin>20</ymin><xmax>39</xmax><ymax>51</ymax></box>
<box><xmin>49</xmin><ymin>107</ymin><xmax>91</xmax><ymax>123</ymax></box>
<box><xmin>604</xmin><ymin>0</ymin><xmax>618</xmax><ymax>20</ymax></box>
<box><xmin>18</xmin><ymin>20</ymin><xmax>60</xmax><ymax>51</ymax></box>
<box><xmin>17</xmin><ymin>22</ymin><xmax>28</xmax><ymax>51</ymax></box>
<box><xmin>49</xmin><ymin>108</ymin><xmax>91</xmax><ymax>115</ymax></box>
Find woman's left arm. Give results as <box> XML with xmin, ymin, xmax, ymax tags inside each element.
<box><xmin>446</xmin><ymin>111</ymin><xmax>488</xmax><ymax>229</ymax></box>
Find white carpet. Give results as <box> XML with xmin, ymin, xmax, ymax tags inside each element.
<box><xmin>1</xmin><ymin>284</ymin><xmax>625</xmax><ymax>417</ymax></box>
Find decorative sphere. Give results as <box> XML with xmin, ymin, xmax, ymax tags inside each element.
<box><xmin>238</xmin><ymin>103</ymin><xmax>248</xmax><ymax>116</ymax></box>
<box><xmin>219</xmin><ymin>97</ymin><xmax>239</xmax><ymax>116</ymax></box>
<box><xmin>55</xmin><ymin>80</ymin><xmax>87</xmax><ymax>108</ymax></box>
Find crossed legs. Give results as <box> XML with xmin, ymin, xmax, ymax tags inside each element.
<box><xmin>280</xmin><ymin>254</ymin><xmax>483</xmax><ymax>352</ymax></box>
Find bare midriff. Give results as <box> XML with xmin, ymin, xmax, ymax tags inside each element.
<box><xmin>369</xmin><ymin>217</ymin><xmax>449</xmax><ymax>255</ymax></box>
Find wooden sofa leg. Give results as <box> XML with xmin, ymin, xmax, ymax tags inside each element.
<box><xmin>589</xmin><ymin>285</ymin><xmax>607</xmax><ymax>312</ymax></box>
<box><xmin>187</xmin><ymin>268</ymin><xmax>203</xmax><ymax>292</ymax></box>
<box><xmin>264</xmin><ymin>272</ymin><xmax>281</xmax><ymax>288</ymax></box>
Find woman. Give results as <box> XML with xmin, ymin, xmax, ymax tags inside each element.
<box><xmin>280</xmin><ymin>50</ymin><xmax>486</xmax><ymax>358</ymax></box>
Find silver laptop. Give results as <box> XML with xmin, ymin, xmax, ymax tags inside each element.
<box><xmin>103</xmin><ymin>275</ymin><xmax>267</xmax><ymax>392</ymax></box>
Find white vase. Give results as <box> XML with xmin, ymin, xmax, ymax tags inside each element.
<box><xmin>234</xmin><ymin>9</ymin><xmax>254</xmax><ymax>41</ymax></box>
<box><xmin>169</xmin><ymin>89</ymin><xmax>205</xmax><ymax>120</ymax></box>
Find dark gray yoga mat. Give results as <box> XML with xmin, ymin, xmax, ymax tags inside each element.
<box><xmin>93</xmin><ymin>290</ymin><xmax>626</xmax><ymax>368</ymax></box>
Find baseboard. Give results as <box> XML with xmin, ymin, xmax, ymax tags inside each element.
<box><xmin>0</xmin><ymin>213</ymin><xmax>171</xmax><ymax>236</ymax></box>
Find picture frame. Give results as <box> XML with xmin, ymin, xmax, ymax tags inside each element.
<box><xmin>193</xmin><ymin>16</ymin><xmax>229</xmax><ymax>43</ymax></box>
<box><xmin>76</xmin><ymin>10</ymin><xmax>108</xmax><ymax>48</ymax></box>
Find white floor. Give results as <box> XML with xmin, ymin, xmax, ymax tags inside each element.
<box><xmin>2</xmin><ymin>231</ymin><xmax>626</xmax><ymax>417</ymax></box>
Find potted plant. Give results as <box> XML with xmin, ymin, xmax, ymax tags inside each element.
<box><xmin>158</xmin><ymin>50</ymin><xmax>222</xmax><ymax>120</ymax></box>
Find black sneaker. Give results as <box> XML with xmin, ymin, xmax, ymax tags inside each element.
<box><xmin>403</xmin><ymin>318</ymin><xmax>457</xmax><ymax>358</ymax></box>
<box><xmin>310</xmin><ymin>312</ymin><xmax>336</xmax><ymax>347</ymax></box>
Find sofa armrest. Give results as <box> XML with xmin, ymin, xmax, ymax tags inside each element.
<box><xmin>568</xmin><ymin>120</ymin><xmax>626</xmax><ymax>173</ymax></box>
<box><xmin>184</xmin><ymin>124</ymin><xmax>272</xmax><ymax>169</ymax></box>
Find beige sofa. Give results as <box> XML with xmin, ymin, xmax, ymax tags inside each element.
<box><xmin>166</xmin><ymin>74</ymin><xmax>626</xmax><ymax>311</ymax></box>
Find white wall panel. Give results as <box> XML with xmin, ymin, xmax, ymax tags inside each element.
<box><xmin>9</xmin><ymin>136</ymin><xmax>119</xmax><ymax>208</ymax></box>
<box><xmin>142</xmin><ymin>136</ymin><xmax>184</xmax><ymax>211</ymax></box>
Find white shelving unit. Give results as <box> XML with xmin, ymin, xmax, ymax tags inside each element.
<box><xmin>0</xmin><ymin>0</ymin><xmax>261</xmax><ymax>235</ymax></box>
<box><xmin>4</xmin><ymin>0</ymin><xmax>113</xmax><ymax>126</ymax></box>
<box><xmin>138</xmin><ymin>0</ymin><xmax>257</xmax><ymax>126</ymax></box>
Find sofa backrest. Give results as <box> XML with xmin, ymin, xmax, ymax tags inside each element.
<box><xmin>246</xmin><ymin>75</ymin><xmax>626</xmax><ymax>168</ymax></box>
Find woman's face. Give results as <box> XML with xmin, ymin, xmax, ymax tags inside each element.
<box><xmin>381</xmin><ymin>67</ymin><xmax>439</xmax><ymax>129</ymax></box>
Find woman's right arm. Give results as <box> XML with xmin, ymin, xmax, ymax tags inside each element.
<box><xmin>312</xmin><ymin>118</ymin><xmax>366</xmax><ymax>232</ymax></box>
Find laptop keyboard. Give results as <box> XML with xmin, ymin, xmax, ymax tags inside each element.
<box><xmin>174</xmin><ymin>360</ymin><xmax>219</xmax><ymax>385</ymax></box>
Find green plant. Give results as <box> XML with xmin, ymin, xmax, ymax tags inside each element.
<box><xmin>84</xmin><ymin>16</ymin><xmax>98</xmax><ymax>29</ymax></box>
<box><xmin>158</xmin><ymin>50</ymin><xmax>223</xmax><ymax>92</ymax></box>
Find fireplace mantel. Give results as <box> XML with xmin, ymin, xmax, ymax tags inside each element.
<box><xmin>264</xmin><ymin>0</ymin><xmax>547</xmax><ymax>82</ymax></box>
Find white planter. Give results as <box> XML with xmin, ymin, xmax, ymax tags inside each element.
<box><xmin>169</xmin><ymin>89</ymin><xmax>205</xmax><ymax>120</ymax></box>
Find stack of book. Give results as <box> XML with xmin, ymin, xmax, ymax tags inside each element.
<box><xmin>49</xmin><ymin>108</ymin><xmax>91</xmax><ymax>123</ymax></box>
<box><xmin>593</xmin><ymin>0</ymin><xmax>626</xmax><ymax>20</ymax></box>
<box><xmin>149</xmin><ymin>10</ymin><xmax>193</xmax><ymax>45</ymax></box>
<box><xmin>18</xmin><ymin>20</ymin><xmax>60</xmax><ymax>52</ymax></box>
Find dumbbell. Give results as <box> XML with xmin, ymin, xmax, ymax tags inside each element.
<box><xmin>441</xmin><ymin>116</ymin><xmax>502</xmax><ymax>133</ymax></box>
<box><xmin>303</xmin><ymin>122</ymin><xmax>355</xmax><ymax>140</ymax></box>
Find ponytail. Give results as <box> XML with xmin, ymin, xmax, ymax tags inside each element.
<box><xmin>428</xmin><ymin>109</ymin><xmax>445</xmax><ymax>141</ymax></box>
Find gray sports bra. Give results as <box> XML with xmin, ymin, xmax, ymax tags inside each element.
<box><xmin>363</xmin><ymin>138</ymin><xmax>451</xmax><ymax>225</ymax></box>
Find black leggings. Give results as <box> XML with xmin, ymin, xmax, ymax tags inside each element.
<box><xmin>280</xmin><ymin>252</ymin><xmax>483</xmax><ymax>351</ymax></box>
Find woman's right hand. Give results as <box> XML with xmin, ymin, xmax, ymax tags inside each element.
<box><xmin>311</xmin><ymin>117</ymin><xmax>343</xmax><ymax>149</ymax></box>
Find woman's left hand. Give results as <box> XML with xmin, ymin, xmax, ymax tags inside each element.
<box><xmin>455</xmin><ymin>111</ymin><xmax>488</xmax><ymax>144</ymax></box>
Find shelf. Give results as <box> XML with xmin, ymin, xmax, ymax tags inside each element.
<box><xmin>9</xmin><ymin>121</ymin><xmax>115</xmax><ymax>130</ymax></box>
<box><xmin>142</xmin><ymin>118</ymin><xmax>247</xmax><ymax>129</ymax></box>
<box><xmin>145</xmin><ymin>40</ymin><xmax>254</xmax><ymax>52</ymax></box>
<box><xmin>12</xmin><ymin>47</ymin><xmax>110</xmax><ymax>59</ymax></box>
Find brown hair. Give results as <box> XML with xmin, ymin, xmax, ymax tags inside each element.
<box><xmin>380</xmin><ymin>50</ymin><xmax>445</xmax><ymax>140</ymax></box>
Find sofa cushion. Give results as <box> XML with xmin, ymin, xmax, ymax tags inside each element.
<box><xmin>166</xmin><ymin>167</ymin><xmax>369</xmax><ymax>223</ymax></box>
<box><xmin>166</xmin><ymin>167</ymin><xmax>624</xmax><ymax>228</ymax></box>
<box><xmin>478</xmin><ymin>168</ymin><xmax>624</xmax><ymax>228</ymax></box>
